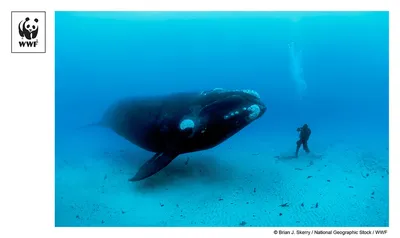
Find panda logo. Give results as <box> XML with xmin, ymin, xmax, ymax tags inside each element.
<box><xmin>18</xmin><ymin>17</ymin><xmax>39</xmax><ymax>40</ymax></box>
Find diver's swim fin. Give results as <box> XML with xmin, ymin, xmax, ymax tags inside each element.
<box><xmin>129</xmin><ymin>152</ymin><xmax>179</xmax><ymax>181</ymax></box>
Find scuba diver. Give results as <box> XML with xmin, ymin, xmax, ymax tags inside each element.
<box><xmin>295</xmin><ymin>124</ymin><xmax>311</xmax><ymax>158</ymax></box>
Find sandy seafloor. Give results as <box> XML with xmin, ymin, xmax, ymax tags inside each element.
<box><xmin>55</xmin><ymin>127</ymin><xmax>389</xmax><ymax>227</ymax></box>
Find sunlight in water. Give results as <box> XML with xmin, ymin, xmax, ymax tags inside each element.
<box><xmin>288</xmin><ymin>41</ymin><xmax>307</xmax><ymax>99</ymax></box>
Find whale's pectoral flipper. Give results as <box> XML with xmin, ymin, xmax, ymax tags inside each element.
<box><xmin>129</xmin><ymin>152</ymin><xmax>179</xmax><ymax>182</ymax></box>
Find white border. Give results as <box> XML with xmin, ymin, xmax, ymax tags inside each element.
<box><xmin>0</xmin><ymin>0</ymin><xmax>396</xmax><ymax>237</ymax></box>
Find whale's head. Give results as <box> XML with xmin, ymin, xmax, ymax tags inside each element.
<box><xmin>178</xmin><ymin>88</ymin><xmax>266</xmax><ymax>150</ymax></box>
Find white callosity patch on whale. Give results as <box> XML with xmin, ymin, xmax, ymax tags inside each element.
<box><xmin>247</xmin><ymin>104</ymin><xmax>261</xmax><ymax>120</ymax></box>
<box><xmin>224</xmin><ymin>108</ymin><xmax>246</xmax><ymax>120</ymax></box>
<box><xmin>200</xmin><ymin>88</ymin><xmax>225</xmax><ymax>96</ymax></box>
<box><xmin>200</xmin><ymin>88</ymin><xmax>259</xmax><ymax>99</ymax></box>
<box><xmin>223</xmin><ymin>104</ymin><xmax>260</xmax><ymax>121</ymax></box>
<box><xmin>235</xmin><ymin>89</ymin><xmax>260</xmax><ymax>99</ymax></box>
<box><xmin>179</xmin><ymin>119</ymin><xmax>195</xmax><ymax>131</ymax></box>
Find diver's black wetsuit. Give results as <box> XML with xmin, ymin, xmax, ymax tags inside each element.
<box><xmin>295</xmin><ymin>124</ymin><xmax>311</xmax><ymax>157</ymax></box>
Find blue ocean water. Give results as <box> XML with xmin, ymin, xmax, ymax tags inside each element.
<box><xmin>55</xmin><ymin>11</ymin><xmax>389</xmax><ymax>227</ymax></box>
